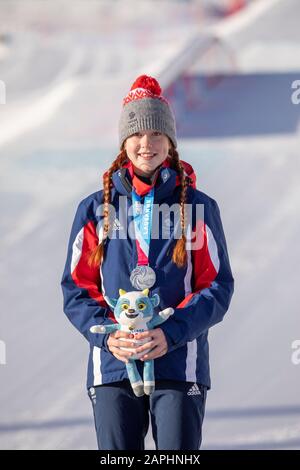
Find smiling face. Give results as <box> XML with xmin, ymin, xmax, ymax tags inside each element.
<box><xmin>114</xmin><ymin>291</ymin><xmax>154</xmax><ymax>327</ymax></box>
<box><xmin>124</xmin><ymin>130</ymin><xmax>171</xmax><ymax>177</ymax></box>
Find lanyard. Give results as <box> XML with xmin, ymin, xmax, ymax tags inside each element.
<box><xmin>131</xmin><ymin>187</ymin><xmax>154</xmax><ymax>266</ymax></box>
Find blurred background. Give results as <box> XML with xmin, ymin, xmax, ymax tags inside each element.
<box><xmin>0</xmin><ymin>0</ymin><xmax>299</xmax><ymax>450</ymax></box>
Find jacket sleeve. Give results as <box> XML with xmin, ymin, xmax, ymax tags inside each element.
<box><xmin>160</xmin><ymin>199</ymin><xmax>234</xmax><ymax>352</ymax></box>
<box><xmin>61</xmin><ymin>198</ymin><xmax>113</xmax><ymax>350</ymax></box>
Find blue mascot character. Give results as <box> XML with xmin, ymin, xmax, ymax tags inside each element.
<box><xmin>90</xmin><ymin>288</ymin><xmax>174</xmax><ymax>397</ymax></box>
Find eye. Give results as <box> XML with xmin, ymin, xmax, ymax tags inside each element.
<box><xmin>138</xmin><ymin>302</ymin><xmax>146</xmax><ymax>310</ymax></box>
<box><xmin>153</xmin><ymin>131</ymin><xmax>162</xmax><ymax>136</ymax></box>
<box><xmin>122</xmin><ymin>304</ymin><xmax>129</xmax><ymax>310</ymax></box>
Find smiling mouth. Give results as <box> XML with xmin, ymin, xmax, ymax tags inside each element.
<box><xmin>138</xmin><ymin>153</ymin><xmax>157</xmax><ymax>159</ymax></box>
<box><xmin>125</xmin><ymin>313</ymin><xmax>139</xmax><ymax>319</ymax></box>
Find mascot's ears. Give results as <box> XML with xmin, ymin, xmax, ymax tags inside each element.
<box><xmin>119</xmin><ymin>288</ymin><xmax>149</xmax><ymax>297</ymax></box>
<box><xmin>151</xmin><ymin>294</ymin><xmax>160</xmax><ymax>308</ymax></box>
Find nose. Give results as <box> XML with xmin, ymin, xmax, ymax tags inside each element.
<box><xmin>128</xmin><ymin>309</ymin><xmax>135</xmax><ymax>313</ymax></box>
<box><xmin>140</xmin><ymin>133</ymin><xmax>152</xmax><ymax>149</ymax></box>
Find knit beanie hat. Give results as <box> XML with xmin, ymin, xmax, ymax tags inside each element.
<box><xmin>119</xmin><ymin>75</ymin><xmax>177</xmax><ymax>149</ymax></box>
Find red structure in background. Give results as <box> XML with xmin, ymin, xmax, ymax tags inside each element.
<box><xmin>226</xmin><ymin>0</ymin><xmax>247</xmax><ymax>16</ymax></box>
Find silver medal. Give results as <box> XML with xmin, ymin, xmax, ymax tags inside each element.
<box><xmin>130</xmin><ymin>265</ymin><xmax>156</xmax><ymax>290</ymax></box>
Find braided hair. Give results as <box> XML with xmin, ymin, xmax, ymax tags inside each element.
<box><xmin>88</xmin><ymin>146</ymin><xmax>188</xmax><ymax>268</ymax></box>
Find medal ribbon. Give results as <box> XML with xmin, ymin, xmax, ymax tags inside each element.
<box><xmin>131</xmin><ymin>187</ymin><xmax>154</xmax><ymax>266</ymax></box>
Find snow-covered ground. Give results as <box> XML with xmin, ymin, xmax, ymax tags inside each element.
<box><xmin>0</xmin><ymin>0</ymin><xmax>299</xmax><ymax>450</ymax></box>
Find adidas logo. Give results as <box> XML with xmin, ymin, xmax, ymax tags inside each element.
<box><xmin>187</xmin><ymin>383</ymin><xmax>202</xmax><ymax>396</ymax></box>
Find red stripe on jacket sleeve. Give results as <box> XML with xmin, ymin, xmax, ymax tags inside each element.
<box><xmin>177</xmin><ymin>220</ymin><xmax>218</xmax><ymax>308</ymax></box>
<box><xmin>71</xmin><ymin>221</ymin><xmax>111</xmax><ymax>310</ymax></box>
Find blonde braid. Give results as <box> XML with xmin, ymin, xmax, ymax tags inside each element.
<box><xmin>168</xmin><ymin>147</ymin><xmax>188</xmax><ymax>268</ymax></box>
<box><xmin>88</xmin><ymin>149</ymin><xmax>127</xmax><ymax>267</ymax></box>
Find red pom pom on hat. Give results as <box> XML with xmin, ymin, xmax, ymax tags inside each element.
<box><xmin>130</xmin><ymin>74</ymin><xmax>161</xmax><ymax>96</ymax></box>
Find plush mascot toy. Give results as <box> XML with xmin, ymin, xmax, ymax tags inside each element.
<box><xmin>90</xmin><ymin>288</ymin><xmax>174</xmax><ymax>397</ymax></box>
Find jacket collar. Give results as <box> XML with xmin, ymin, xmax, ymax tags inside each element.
<box><xmin>112</xmin><ymin>164</ymin><xmax>176</xmax><ymax>202</ymax></box>
<box><xmin>110</xmin><ymin>158</ymin><xmax>196</xmax><ymax>201</ymax></box>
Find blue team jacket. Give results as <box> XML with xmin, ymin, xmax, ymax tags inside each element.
<box><xmin>61</xmin><ymin>159</ymin><xmax>234</xmax><ymax>389</ymax></box>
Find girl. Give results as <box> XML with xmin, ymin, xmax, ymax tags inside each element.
<box><xmin>61</xmin><ymin>75</ymin><xmax>234</xmax><ymax>450</ymax></box>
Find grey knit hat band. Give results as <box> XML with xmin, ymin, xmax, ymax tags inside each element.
<box><xmin>119</xmin><ymin>96</ymin><xmax>177</xmax><ymax>149</ymax></box>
